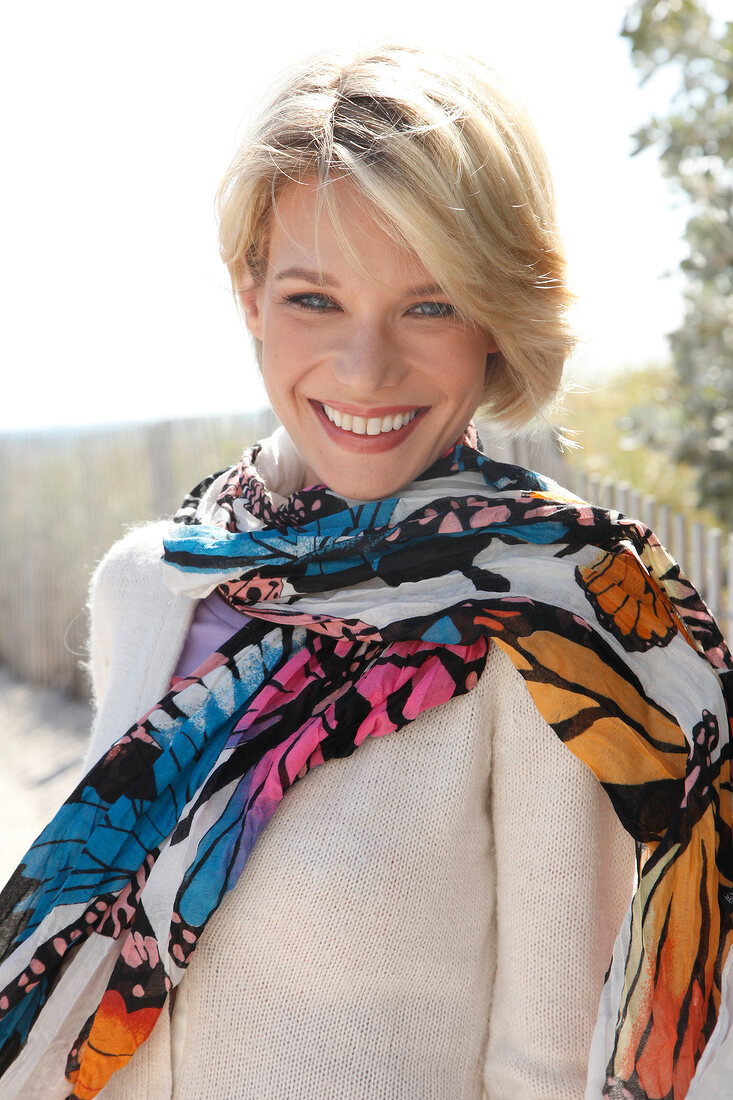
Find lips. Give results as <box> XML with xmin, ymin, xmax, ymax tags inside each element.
<box><xmin>309</xmin><ymin>399</ymin><xmax>427</xmax><ymax>453</ymax></box>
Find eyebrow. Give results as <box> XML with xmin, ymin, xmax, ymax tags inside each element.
<box><xmin>273</xmin><ymin>267</ymin><xmax>446</xmax><ymax>298</ymax></box>
<box><xmin>274</xmin><ymin>267</ymin><xmax>341</xmax><ymax>286</ymax></box>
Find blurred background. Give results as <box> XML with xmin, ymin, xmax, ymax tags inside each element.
<box><xmin>0</xmin><ymin>0</ymin><xmax>731</xmax><ymax>874</ymax></box>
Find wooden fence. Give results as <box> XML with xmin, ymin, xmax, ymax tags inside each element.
<box><xmin>0</xmin><ymin>409</ymin><xmax>278</xmax><ymax>697</ymax></box>
<box><xmin>0</xmin><ymin>413</ymin><xmax>729</xmax><ymax>698</ymax></box>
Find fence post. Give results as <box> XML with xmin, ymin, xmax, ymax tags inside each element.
<box><xmin>642</xmin><ymin>495</ymin><xmax>656</xmax><ymax>530</ymax></box>
<box><xmin>575</xmin><ymin>468</ymin><xmax>588</xmax><ymax>501</ymax></box>
<box><xmin>616</xmin><ymin>482</ymin><xmax>630</xmax><ymax>515</ymax></box>
<box><xmin>706</xmin><ymin>528</ymin><xmax>722</xmax><ymax>623</ymax></box>
<box><xmin>673</xmin><ymin>512</ymin><xmax>688</xmax><ymax>573</ymax></box>
<box><xmin>146</xmin><ymin>421</ymin><xmax>177</xmax><ymax>518</ymax></box>
<box><xmin>657</xmin><ymin>505</ymin><xmax>670</xmax><ymax>550</ymax></box>
<box><xmin>691</xmin><ymin>521</ymin><xmax>705</xmax><ymax>597</ymax></box>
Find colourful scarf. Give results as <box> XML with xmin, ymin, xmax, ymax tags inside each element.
<box><xmin>0</xmin><ymin>427</ymin><xmax>731</xmax><ymax>1099</ymax></box>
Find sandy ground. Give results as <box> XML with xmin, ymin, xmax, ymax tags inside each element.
<box><xmin>0</xmin><ymin>667</ymin><xmax>90</xmax><ymax>885</ymax></box>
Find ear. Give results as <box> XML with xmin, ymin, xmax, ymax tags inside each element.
<box><xmin>238</xmin><ymin>283</ymin><xmax>264</xmax><ymax>341</ymax></box>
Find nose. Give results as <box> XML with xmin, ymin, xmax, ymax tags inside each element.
<box><xmin>330</xmin><ymin>318</ymin><xmax>406</xmax><ymax>394</ymax></box>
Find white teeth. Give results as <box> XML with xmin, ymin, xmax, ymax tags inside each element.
<box><xmin>322</xmin><ymin>404</ymin><xmax>417</xmax><ymax>436</ymax></box>
<box><xmin>372</xmin><ymin>413</ymin><xmax>394</xmax><ymax>433</ymax></box>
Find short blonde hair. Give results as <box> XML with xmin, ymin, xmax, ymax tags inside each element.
<box><xmin>217</xmin><ymin>43</ymin><xmax>575</xmax><ymax>430</ymax></box>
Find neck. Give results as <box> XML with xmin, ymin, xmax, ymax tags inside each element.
<box><xmin>302</xmin><ymin>465</ymin><xmax>324</xmax><ymax>491</ymax></box>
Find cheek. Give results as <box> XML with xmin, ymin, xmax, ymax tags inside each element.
<box><xmin>262</xmin><ymin>317</ymin><xmax>323</xmax><ymax>377</ymax></box>
<box><xmin>260</xmin><ymin>352</ymin><xmax>313</xmax><ymax>428</ymax></box>
<box><xmin>259</xmin><ymin>350</ymin><xmax>287</xmax><ymax>405</ymax></box>
<box><xmin>450</xmin><ymin>343</ymin><xmax>490</xmax><ymax>400</ymax></box>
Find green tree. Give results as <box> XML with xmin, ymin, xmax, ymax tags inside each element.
<box><xmin>622</xmin><ymin>0</ymin><xmax>733</xmax><ymax>524</ymax></box>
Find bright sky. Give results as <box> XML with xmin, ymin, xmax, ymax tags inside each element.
<box><xmin>1</xmin><ymin>0</ymin><xmax>692</xmax><ymax>431</ymax></box>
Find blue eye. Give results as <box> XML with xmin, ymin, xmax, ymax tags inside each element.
<box><xmin>411</xmin><ymin>301</ymin><xmax>455</xmax><ymax>318</ymax></box>
<box><xmin>287</xmin><ymin>293</ymin><xmax>337</xmax><ymax>311</ymax></box>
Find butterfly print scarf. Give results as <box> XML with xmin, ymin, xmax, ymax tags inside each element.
<box><xmin>0</xmin><ymin>426</ymin><xmax>731</xmax><ymax>1099</ymax></box>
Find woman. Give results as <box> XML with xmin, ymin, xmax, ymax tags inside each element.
<box><xmin>0</xmin><ymin>43</ymin><xmax>731</xmax><ymax>1100</ymax></box>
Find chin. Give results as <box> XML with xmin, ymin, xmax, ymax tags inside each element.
<box><xmin>317</xmin><ymin>472</ymin><xmax>406</xmax><ymax>501</ymax></box>
<box><xmin>328</xmin><ymin>482</ymin><xmax>394</xmax><ymax>501</ymax></box>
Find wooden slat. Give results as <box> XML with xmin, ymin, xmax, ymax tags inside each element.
<box><xmin>657</xmin><ymin>504</ymin><xmax>671</xmax><ymax>549</ymax></box>
<box><xmin>615</xmin><ymin>482</ymin><xmax>629</xmax><ymax>515</ymax></box>
<box><xmin>691</xmin><ymin>521</ymin><xmax>706</xmax><ymax>598</ymax></box>
<box><xmin>574</xmin><ymin>468</ymin><xmax>587</xmax><ymax>501</ymax></box>
<box><xmin>706</xmin><ymin>528</ymin><xmax>722</xmax><ymax>622</ymax></box>
<box><xmin>673</xmin><ymin>512</ymin><xmax>688</xmax><ymax>573</ymax></box>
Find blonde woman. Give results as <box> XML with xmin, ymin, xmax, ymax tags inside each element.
<box><xmin>0</xmin><ymin>44</ymin><xmax>731</xmax><ymax>1100</ymax></box>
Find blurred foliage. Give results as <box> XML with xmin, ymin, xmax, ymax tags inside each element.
<box><xmin>622</xmin><ymin>0</ymin><xmax>733</xmax><ymax>524</ymax></box>
<box><xmin>563</xmin><ymin>362</ymin><xmax>721</xmax><ymax>528</ymax></box>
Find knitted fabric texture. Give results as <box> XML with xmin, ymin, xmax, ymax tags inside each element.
<box><xmin>0</xmin><ymin>427</ymin><xmax>731</xmax><ymax>1100</ymax></box>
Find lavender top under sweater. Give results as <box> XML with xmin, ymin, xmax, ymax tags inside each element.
<box><xmin>173</xmin><ymin>592</ymin><xmax>248</xmax><ymax>680</ymax></box>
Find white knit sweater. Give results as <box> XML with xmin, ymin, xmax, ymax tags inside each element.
<box><xmin>85</xmin><ymin>521</ymin><xmax>634</xmax><ymax>1100</ymax></box>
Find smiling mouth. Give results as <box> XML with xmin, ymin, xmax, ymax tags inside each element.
<box><xmin>321</xmin><ymin>402</ymin><xmax>419</xmax><ymax>436</ymax></box>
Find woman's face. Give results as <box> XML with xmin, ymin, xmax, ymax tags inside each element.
<box><xmin>241</xmin><ymin>179</ymin><xmax>496</xmax><ymax>500</ymax></box>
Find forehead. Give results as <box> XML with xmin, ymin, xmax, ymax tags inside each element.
<box><xmin>267</xmin><ymin>178</ymin><xmax>435</xmax><ymax>289</ymax></box>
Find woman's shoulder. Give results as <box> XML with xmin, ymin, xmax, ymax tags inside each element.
<box><xmin>97</xmin><ymin>519</ymin><xmax>173</xmax><ymax>569</ymax></box>
<box><xmin>85</xmin><ymin>521</ymin><xmax>194</xmax><ymax>753</ymax></box>
<box><xmin>93</xmin><ymin>520</ymin><xmax>174</xmax><ymax>583</ymax></box>
<box><xmin>89</xmin><ymin>520</ymin><xmax>179</xmax><ymax>621</ymax></box>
